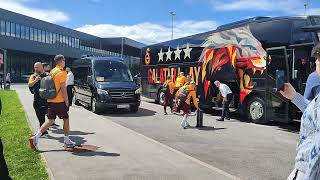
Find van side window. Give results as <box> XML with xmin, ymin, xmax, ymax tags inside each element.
<box><xmin>74</xmin><ymin>67</ymin><xmax>88</xmax><ymax>84</ymax></box>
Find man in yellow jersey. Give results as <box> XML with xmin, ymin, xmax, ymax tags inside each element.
<box><xmin>176</xmin><ymin>81</ymin><xmax>198</xmax><ymax>129</ymax></box>
<box><xmin>30</xmin><ymin>54</ymin><xmax>76</xmax><ymax>150</ymax></box>
<box><xmin>162</xmin><ymin>76</ymin><xmax>175</xmax><ymax>115</ymax></box>
<box><xmin>175</xmin><ymin>72</ymin><xmax>187</xmax><ymax>89</ymax></box>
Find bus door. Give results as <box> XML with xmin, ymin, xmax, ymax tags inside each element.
<box><xmin>266</xmin><ymin>47</ymin><xmax>290</xmax><ymax>122</ymax></box>
<box><xmin>289</xmin><ymin>44</ymin><xmax>316</xmax><ymax>94</ymax></box>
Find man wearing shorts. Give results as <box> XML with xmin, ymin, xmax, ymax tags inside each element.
<box><xmin>176</xmin><ymin>81</ymin><xmax>198</xmax><ymax>129</ymax></box>
<box><xmin>30</xmin><ymin>54</ymin><xmax>76</xmax><ymax>150</ymax></box>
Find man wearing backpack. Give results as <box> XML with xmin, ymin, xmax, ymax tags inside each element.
<box><xmin>28</xmin><ymin>62</ymin><xmax>49</xmax><ymax>137</ymax></box>
<box><xmin>214</xmin><ymin>81</ymin><xmax>233</xmax><ymax>121</ymax></box>
<box><xmin>30</xmin><ymin>55</ymin><xmax>76</xmax><ymax>150</ymax></box>
<box><xmin>176</xmin><ymin>81</ymin><xmax>198</xmax><ymax>129</ymax></box>
<box><xmin>162</xmin><ymin>76</ymin><xmax>175</xmax><ymax>115</ymax></box>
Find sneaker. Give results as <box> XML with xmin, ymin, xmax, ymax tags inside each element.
<box><xmin>64</xmin><ymin>137</ymin><xmax>76</xmax><ymax>148</ymax></box>
<box><xmin>217</xmin><ymin>118</ymin><xmax>225</xmax><ymax>121</ymax></box>
<box><xmin>41</xmin><ymin>131</ymin><xmax>49</xmax><ymax>138</ymax></box>
<box><xmin>51</xmin><ymin>123</ymin><xmax>59</xmax><ymax>127</ymax></box>
<box><xmin>29</xmin><ymin>135</ymin><xmax>38</xmax><ymax>151</ymax></box>
<box><xmin>226</xmin><ymin>117</ymin><xmax>231</xmax><ymax>120</ymax></box>
<box><xmin>164</xmin><ymin>112</ymin><xmax>168</xmax><ymax>115</ymax></box>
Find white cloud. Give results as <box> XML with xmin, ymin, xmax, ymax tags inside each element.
<box><xmin>212</xmin><ymin>0</ymin><xmax>320</xmax><ymax>15</ymax></box>
<box><xmin>75</xmin><ymin>20</ymin><xmax>218</xmax><ymax>44</ymax></box>
<box><xmin>0</xmin><ymin>0</ymin><xmax>70</xmax><ymax>23</ymax></box>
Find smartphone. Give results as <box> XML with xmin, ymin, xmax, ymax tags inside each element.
<box><xmin>276</xmin><ymin>70</ymin><xmax>285</xmax><ymax>91</ymax></box>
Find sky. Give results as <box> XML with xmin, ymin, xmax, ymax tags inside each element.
<box><xmin>0</xmin><ymin>0</ymin><xmax>320</xmax><ymax>44</ymax></box>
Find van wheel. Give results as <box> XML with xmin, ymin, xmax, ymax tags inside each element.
<box><xmin>91</xmin><ymin>97</ymin><xmax>101</xmax><ymax>114</ymax></box>
<box><xmin>246</xmin><ymin>96</ymin><xmax>267</xmax><ymax>124</ymax></box>
<box><xmin>130</xmin><ymin>106</ymin><xmax>139</xmax><ymax>113</ymax></box>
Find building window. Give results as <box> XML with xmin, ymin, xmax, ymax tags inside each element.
<box><xmin>75</xmin><ymin>38</ymin><xmax>80</xmax><ymax>48</ymax></box>
<box><xmin>41</xmin><ymin>31</ymin><xmax>45</xmax><ymax>43</ymax></box>
<box><xmin>15</xmin><ymin>24</ymin><xmax>20</xmax><ymax>38</ymax></box>
<box><xmin>59</xmin><ymin>34</ymin><xmax>63</xmax><ymax>45</ymax></box>
<box><xmin>52</xmin><ymin>33</ymin><xmax>57</xmax><ymax>44</ymax></box>
<box><xmin>30</xmin><ymin>27</ymin><xmax>34</xmax><ymax>41</ymax></box>
<box><xmin>26</xmin><ymin>26</ymin><xmax>30</xmax><ymax>40</ymax></box>
<box><xmin>37</xmin><ymin>29</ymin><xmax>41</xmax><ymax>42</ymax></box>
<box><xmin>21</xmin><ymin>25</ymin><xmax>26</xmax><ymax>39</ymax></box>
<box><xmin>45</xmin><ymin>31</ymin><xmax>50</xmax><ymax>44</ymax></box>
<box><xmin>68</xmin><ymin>37</ymin><xmax>72</xmax><ymax>47</ymax></box>
<box><xmin>0</xmin><ymin>20</ymin><xmax>5</xmax><ymax>35</ymax></box>
<box><xmin>5</xmin><ymin>21</ymin><xmax>10</xmax><ymax>36</ymax></box>
<box><xmin>49</xmin><ymin>32</ymin><xmax>53</xmax><ymax>44</ymax></box>
<box><xmin>10</xmin><ymin>22</ymin><xmax>16</xmax><ymax>37</ymax></box>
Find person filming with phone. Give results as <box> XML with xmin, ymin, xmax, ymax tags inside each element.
<box><xmin>280</xmin><ymin>44</ymin><xmax>320</xmax><ymax>180</ymax></box>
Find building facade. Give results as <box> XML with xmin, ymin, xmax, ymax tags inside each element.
<box><xmin>0</xmin><ymin>8</ymin><xmax>144</xmax><ymax>82</ymax></box>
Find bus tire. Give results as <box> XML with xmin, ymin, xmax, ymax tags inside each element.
<box><xmin>157</xmin><ymin>90</ymin><xmax>165</xmax><ymax>105</ymax></box>
<box><xmin>246</xmin><ymin>96</ymin><xmax>267</xmax><ymax>124</ymax></box>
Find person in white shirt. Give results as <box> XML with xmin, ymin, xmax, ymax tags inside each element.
<box><xmin>214</xmin><ymin>81</ymin><xmax>233</xmax><ymax>121</ymax></box>
<box><xmin>66</xmin><ymin>67</ymin><xmax>74</xmax><ymax>106</ymax></box>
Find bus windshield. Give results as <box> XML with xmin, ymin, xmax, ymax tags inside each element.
<box><xmin>94</xmin><ymin>60</ymin><xmax>133</xmax><ymax>82</ymax></box>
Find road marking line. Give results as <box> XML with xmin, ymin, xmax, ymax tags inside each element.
<box><xmin>99</xmin><ymin>114</ymin><xmax>241</xmax><ymax>180</ymax></box>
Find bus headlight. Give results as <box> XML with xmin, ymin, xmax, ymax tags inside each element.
<box><xmin>97</xmin><ymin>89</ymin><xmax>109</xmax><ymax>95</ymax></box>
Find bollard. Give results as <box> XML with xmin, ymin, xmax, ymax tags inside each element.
<box><xmin>196</xmin><ymin>108</ymin><xmax>203</xmax><ymax>127</ymax></box>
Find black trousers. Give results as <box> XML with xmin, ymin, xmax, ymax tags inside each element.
<box><xmin>33</xmin><ymin>101</ymin><xmax>48</xmax><ymax>129</ymax></box>
<box><xmin>221</xmin><ymin>94</ymin><xmax>233</xmax><ymax>118</ymax></box>
<box><xmin>0</xmin><ymin>139</ymin><xmax>11</xmax><ymax>180</ymax></box>
<box><xmin>67</xmin><ymin>85</ymin><xmax>74</xmax><ymax>106</ymax></box>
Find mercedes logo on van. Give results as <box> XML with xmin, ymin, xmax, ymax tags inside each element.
<box><xmin>121</xmin><ymin>92</ymin><xmax>126</xmax><ymax>97</ymax></box>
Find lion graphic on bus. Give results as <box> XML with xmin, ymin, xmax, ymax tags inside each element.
<box><xmin>199</xmin><ymin>26</ymin><xmax>268</xmax><ymax>103</ymax></box>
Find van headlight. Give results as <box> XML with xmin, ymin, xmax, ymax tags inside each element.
<box><xmin>135</xmin><ymin>88</ymin><xmax>141</xmax><ymax>94</ymax></box>
<box><xmin>97</xmin><ymin>89</ymin><xmax>109</xmax><ymax>95</ymax></box>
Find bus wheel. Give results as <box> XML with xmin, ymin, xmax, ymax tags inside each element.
<box><xmin>246</xmin><ymin>96</ymin><xmax>267</xmax><ymax>124</ymax></box>
<box><xmin>157</xmin><ymin>91</ymin><xmax>165</xmax><ymax>105</ymax></box>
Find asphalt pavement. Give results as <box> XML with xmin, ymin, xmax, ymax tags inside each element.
<box><xmin>14</xmin><ymin>85</ymin><xmax>239</xmax><ymax>180</ymax></box>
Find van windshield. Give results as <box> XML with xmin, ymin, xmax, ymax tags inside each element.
<box><xmin>94</xmin><ymin>60</ymin><xmax>133</xmax><ymax>82</ymax></box>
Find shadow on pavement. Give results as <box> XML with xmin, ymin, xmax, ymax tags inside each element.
<box><xmin>102</xmin><ymin>108</ymin><xmax>156</xmax><ymax>117</ymax></box>
<box><xmin>269</xmin><ymin>121</ymin><xmax>300</xmax><ymax>134</ymax></box>
<box><xmin>50</xmin><ymin>129</ymin><xmax>95</xmax><ymax>136</ymax></box>
<box><xmin>188</xmin><ymin>126</ymin><xmax>227</xmax><ymax>131</ymax></box>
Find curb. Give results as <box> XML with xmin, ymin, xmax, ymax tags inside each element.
<box><xmin>17</xmin><ymin>91</ymin><xmax>56</xmax><ymax>180</ymax></box>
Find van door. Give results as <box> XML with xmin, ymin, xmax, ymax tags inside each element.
<box><xmin>266</xmin><ymin>47</ymin><xmax>290</xmax><ymax>122</ymax></box>
<box><xmin>82</xmin><ymin>67</ymin><xmax>92</xmax><ymax>104</ymax></box>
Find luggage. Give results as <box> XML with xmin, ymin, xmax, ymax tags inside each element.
<box><xmin>177</xmin><ymin>88</ymin><xmax>190</xmax><ymax>102</ymax></box>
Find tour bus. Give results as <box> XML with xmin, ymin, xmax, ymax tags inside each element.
<box><xmin>141</xmin><ymin>16</ymin><xmax>320</xmax><ymax>124</ymax></box>
<box><xmin>73</xmin><ymin>55</ymin><xmax>141</xmax><ymax>114</ymax></box>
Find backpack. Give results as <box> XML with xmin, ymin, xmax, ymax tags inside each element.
<box><xmin>177</xmin><ymin>88</ymin><xmax>190</xmax><ymax>102</ymax></box>
<box><xmin>39</xmin><ymin>70</ymin><xmax>62</xmax><ymax>99</ymax></box>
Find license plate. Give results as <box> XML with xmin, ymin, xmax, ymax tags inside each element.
<box><xmin>117</xmin><ymin>104</ymin><xmax>130</xmax><ymax>109</ymax></box>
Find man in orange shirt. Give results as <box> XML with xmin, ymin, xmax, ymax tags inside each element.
<box><xmin>30</xmin><ymin>55</ymin><xmax>76</xmax><ymax>150</ymax></box>
<box><xmin>163</xmin><ymin>76</ymin><xmax>175</xmax><ymax>115</ymax></box>
<box><xmin>175</xmin><ymin>72</ymin><xmax>187</xmax><ymax>89</ymax></box>
<box><xmin>176</xmin><ymin>81</ymin><xmax>198</xmax><ymax>129</ymax></box>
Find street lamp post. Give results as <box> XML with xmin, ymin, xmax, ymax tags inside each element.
<box><xmin>170</xmin><ymin>11</ymin><xmax>176</xmax><ymax>40</ymax></box>
<box><xmin>304</xmin><ymin>4</ymin><xmax>308</xmax><ymax>16</ymax></box>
